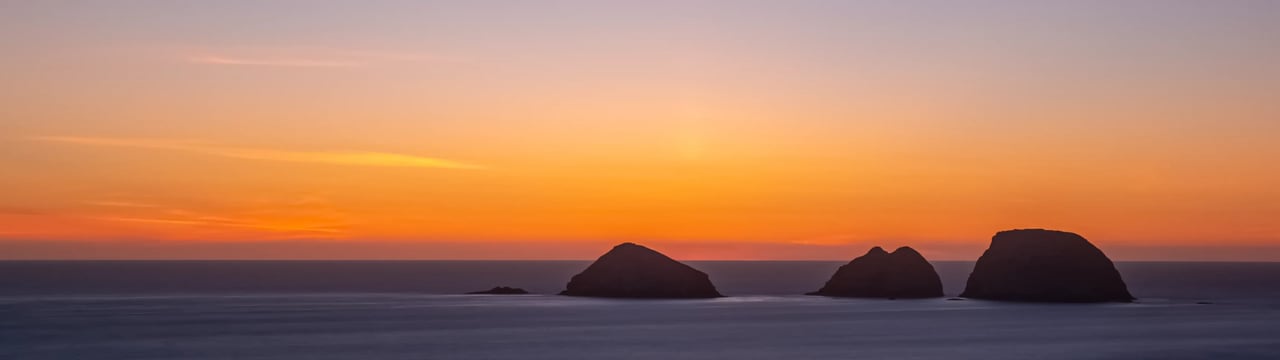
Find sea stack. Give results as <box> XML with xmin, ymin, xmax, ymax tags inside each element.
<box><xmin>807</xmin><ymin>246</ymin><xmax>944</xmax><ymax>298</ymax></box>
<box><xmin>961</xmin><ymin>229</ymin><xmax>1134</xmax><ymax>303</ymax></box>
<box><xmin>561</xmin><ymin>243</ymin><xmax>723</xmax><ymax>298</ymax></box>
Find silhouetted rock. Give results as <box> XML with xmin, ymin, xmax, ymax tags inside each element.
<box><xmin>807</xmin><ymin>246</ymin><xmax>944</xmax><ymax>298</ymax></box>
<box><xmin>560</xmin><ymin>243</ymin><xmax>722</xmax><ymax>298</ymax></box>
<box><xmin>466</xmin><ymin>286</ymin><xmax>529</xmax><ymax>295</ymax></box>
<box><xmin>961</xmin><ymin>229</ymin><xmax>1134</xmax><ymax>303</ymax></box>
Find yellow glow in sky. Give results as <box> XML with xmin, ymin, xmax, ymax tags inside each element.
<box><xmin>1</xmin><ymin>1</ymin><xmax>1278</xmax><ymax>260</ymax></box>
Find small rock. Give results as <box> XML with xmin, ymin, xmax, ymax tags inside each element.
<box><xmin>466</xmin><ymin>286</ymin><xmax>530</xmax><ymax>295</ymax></box>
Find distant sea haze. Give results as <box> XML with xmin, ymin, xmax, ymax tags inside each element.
<box><xmin>2</xmin><ymin>260</ymin><xmax>1279</xmax><ymax>300</ymax></box>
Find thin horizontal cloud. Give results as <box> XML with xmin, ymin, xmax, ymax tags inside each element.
<box><xmin>789</xmin><ymin>233</ymin><xmax>861</xmax><ymax>246</ymax></box>
<box><xmin>0</xmin><ymin>206</ymin><xmax>44</xmax><ymax>216</ymax></box>
<box><xmin>187</xmin><ymin>56</ymin><xmax>360</xmax><ymax>68</ymax></box>
<box><xmin>84</xmin><ymin>200</ymin><xmax>162</xmax><ymax>208</ymax></box>
<box><xmin>33</xmin><ymin>136</ymin><xmax>483</xmax><ymax>170</ymax></box>
<box><xmin>80</xmin><ymin>195</ymin><xmax>351</xmax><ymax>238</ymax></box>
<box><xmin>96</xmin><ymin>216</ymin><xmax>343</xmax><ymax>234</ymax></box>
<box><xmin>183</xmin><ymin>47</ymin><xmax>467</xmax><ymax>68</ymax></box>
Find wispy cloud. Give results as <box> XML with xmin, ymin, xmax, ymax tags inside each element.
<box><xmin>34</xmin><ymin>136</ymin><xmax>483</xmax><ymax>170</ymax></box>
<box><xmin>789</xmin><ymin>233</ymin><xmax>861</xmax><ymax>246</ymax></box>
<box><xmin>187</xmin><ymin>56</ymin><xmax>360</xmax><ymax>68</ymax></box>
<box><xmin>78</xmin><ymin>194</ymin><xmax>351</xmax><ymax>237</ymax></box>
<box><xmin>96</xmin><ymin>216</ymin><xmax>343</xmax><ymax>234</ymax></box>
<box><xmin>0</xmin><ymin>206</ymin><xmax>44</xmax><ymax>216</ymax></box>
<box><xmin>183</xmin><ymin>47</ymin><xmax>467</xmax><ymax>68</ymax></box>
<box><xmin>84</xmin><ymin>200</ymin><xmax>162</xmax><ymax>208</ymax></box>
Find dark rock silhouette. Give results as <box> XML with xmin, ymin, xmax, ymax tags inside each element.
<box><xmin>961</xmin><ymin>229</ymin><xmax>1134</xmax><ymax>303</ymax></box>
<box><xmin>560</xmin><ymin>243</ymin><xmax>723</xmax><ymax>298</ymax></box>
<box><xmin>466</xmin><ymin>286</ymin><xmax>529</xmax><ymax>295</ymax></box>
<box><xmin>807</xmin><ymin>246</ymin><xmax>944</xmax><ymax>298</ymax></box>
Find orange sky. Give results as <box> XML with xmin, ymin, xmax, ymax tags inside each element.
<box><xmin>2</xmin><ymin>1</ymin><xmax>1278</xmax><ymax>260</ymax></box>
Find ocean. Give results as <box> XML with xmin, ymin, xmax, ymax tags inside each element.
<box><xmin>3</xmin><ymin>261</ymin><xmax>1279</xmax><ymax>359</ymax></box>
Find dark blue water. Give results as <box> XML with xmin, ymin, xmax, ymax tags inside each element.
<box><xmin>3</xmin><ymin>261</ymin><xmax>1279</xmax><ymax>359</ymax></box>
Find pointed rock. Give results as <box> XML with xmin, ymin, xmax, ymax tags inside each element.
<box><xmin>561</xmin><ymin>243</ymin><xmax>723</xmax><ymax>298</ymax></box>
<box><xmin>961</xmin><ymin>229</ymin><xmax>1134</xmax><ymax>302</ymax></box>
<box><xmin>807</xmin><ymin>246</ymin><xmax>944</xmax><ymax>298</ymax></box>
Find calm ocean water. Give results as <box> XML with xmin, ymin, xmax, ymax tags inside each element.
<box><xmin>3</xmin><ymin>261</ymin><xmax>1279</xmax><ymax>359</ymax></box>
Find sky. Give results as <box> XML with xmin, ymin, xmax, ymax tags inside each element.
<box><xmin>1</xmin><ymin>1</ymin><xmax>1278</xmax><ymax>260</ymax></box>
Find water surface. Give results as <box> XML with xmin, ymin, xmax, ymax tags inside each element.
<box><xmin>3</xmin><ymin>261</ymin><xmax>1278</xmax><ymax>359</ymax></box>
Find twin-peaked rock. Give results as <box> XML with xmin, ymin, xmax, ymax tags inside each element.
<box><xmin>808</xmin><ymin>246</ymin><xmax>944</xmax><ymax>298</ymax></box>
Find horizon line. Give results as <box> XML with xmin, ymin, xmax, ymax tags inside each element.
<box><xmin>2</xmin><ymin>258</ymin><xmax>1276</xmax><ymax>263</ymax></box>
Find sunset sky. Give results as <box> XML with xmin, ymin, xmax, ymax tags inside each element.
<box><xmin>2</xmin><ymin>1</ymin><xmax>1278</xmax><ymax>260</ymax></box>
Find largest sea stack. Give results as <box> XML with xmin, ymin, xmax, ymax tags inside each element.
<box><xmin>961</xmin><ymin>229</ymin><xmax>1134</xmax><ymax>302</ymax></box>
<box><xmin>561</xmin><ymin>243</ymin><xmax>723</xmax><ymax>298</ymax></box>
